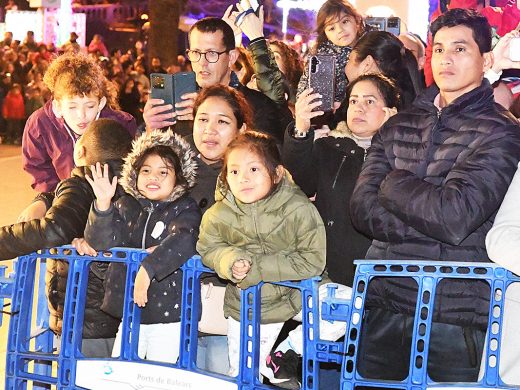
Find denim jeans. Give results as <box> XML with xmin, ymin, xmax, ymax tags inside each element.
<box><xmin>197</xmin><ymin>335</ymin><xmax>230</xmax><ymax>375</ymax></box>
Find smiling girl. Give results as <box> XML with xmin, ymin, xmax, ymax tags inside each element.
<box><xmin>197</xmin><ymin>131</ymin><xmax>328</xmax><ymax>384</ymax></box>
<box><xmin>84</xmin><ymin>129</ymin><xmax>201</xmax><ymax>363</ymax></box>
<box><xmin>22</xmin><ymin>53</ymin><xmax>136</xmax><ymax>193</ymax></box>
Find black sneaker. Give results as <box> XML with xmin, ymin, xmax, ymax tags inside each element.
<box><xmin>264</xmin><ymin>349</ymin><xmax>301</xmax><ymax>389</ymax></box>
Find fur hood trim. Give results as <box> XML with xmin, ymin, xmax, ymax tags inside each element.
<box><xmin>120</xmin><ymin>129</ymin><xmax>197</xmax><ymax>203</ymax></box>
<box><xmin>329</xmin><ymin>121</ymin><xmax>352</xmax><ymax>139</ymax></box>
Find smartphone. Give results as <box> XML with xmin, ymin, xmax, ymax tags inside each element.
<box><xmin>307</xmin><ymin>55</ymin><xmax>336</xmax><ymax>112</ymax></box>
<box><xmin>510</xmin><ymin>37</ymin><xmax>520</xmax><ymax>62</ymax></box>
<box><xmin>150</xmin><ymin>73</ymin><xmax>175</xmax><ymax>116</ymax></box>
<box><xmin>173</xmin><ymin>71</ymin><xmax>197</xmax><ymax>105</ymax></box>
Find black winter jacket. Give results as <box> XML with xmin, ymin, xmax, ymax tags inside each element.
<box><xmin>230</xmin><ymin>73</ymin><xmax>293</xmax><ymax>145</ymax></box>
<box><xmin>85</xmin><ymin>131</ymin><xmax>201</xmax><ymax>324</ymax></box>
<box><xmin>283</xmin><ymin>124</ymin><xmax>371</xmax><ymax>286</ymax></box>
<box><xmin>350</xmin><ymin>81</ymin><xmax>520</xmax><ymax>329</ymax></box>
<box><xmin>0</xmin><ymin>162</ymin><xmax>122</xmax><ymax>338</ymax></box>
<box><xmin>247</xmin><ymin>38</ymin><xmax>287</xmax><ymax>106</ymax></box>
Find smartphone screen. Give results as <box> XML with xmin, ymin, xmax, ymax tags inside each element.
<box><xmin>173</xmin><ymin>72</ymin><xmax>197</xmax><ymax>105</ymax></box>
<box><xmin>150</xmin><ymin>73</ymin><xmax>175</xmax><ymax>117</ymax></box>
<box><xmin>308</xmin><ymin>55</ymin><xmax>335</xmax><ymax>112</ymax></box>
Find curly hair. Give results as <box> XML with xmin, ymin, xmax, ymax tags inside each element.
<box><xmin>269</xmin><ymin>40</ymin><xmax>303</xmax><ymax>99</ymax></box>
<box><xmin>43</xmin><ymin>52</ymin><xmax>119</xmax><ymax>109</ymax></box>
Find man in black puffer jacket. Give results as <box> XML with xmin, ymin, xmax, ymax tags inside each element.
<box><xmin>350</xmin><ymin>9</ymin><xmax>520</xmax><ymax>383</ymax></box>
<box><xmin>0</xmin><ymin>119</ymin><xmax>133</xmax><ymax>357</ymax></box>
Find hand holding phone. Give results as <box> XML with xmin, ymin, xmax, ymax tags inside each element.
<box><xmin>149</xmin><ymin>72</ymin><xmax>197</xmax><ymax>126</ymax></box>
<box><xmin>307</xmin><ymin>55</ymin><xmax>335</xmax><ymax>112</ymax></box>
<box><xmin>240</xmin><ymin>0</ymin><xmax>259</xmax><ymax>12</ymax></box>
<box><xmin>295</xmin><ymin>88</ymin><xmax>325</xmax><ymax>133</ymax></box>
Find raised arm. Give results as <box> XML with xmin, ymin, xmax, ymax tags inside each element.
<box><xmin>0</xmin><ymin>177</ymin><xmax>93</xmax><ymax>260</ymax></box>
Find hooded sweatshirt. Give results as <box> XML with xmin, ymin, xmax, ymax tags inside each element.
<box><xmin>22</xmin><ymin>100</ymin><xmax>137</xmax><ymax>192</ymax></box>
<box><xmin>85</xmin><ymin>130</ymin><xmax>201</xmax><ymax>324</ymax></box>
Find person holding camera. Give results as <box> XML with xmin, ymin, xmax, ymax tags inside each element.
<box><xmin>143</xmin><ymin>17</ymin><xmax>292</xmax><ymax>144</ymax></box>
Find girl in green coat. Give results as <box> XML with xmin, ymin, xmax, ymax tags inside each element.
<box><xmin>197</xmin><ymin>131</ymin><xmax>351</xmax><ymax>387</ymax></box>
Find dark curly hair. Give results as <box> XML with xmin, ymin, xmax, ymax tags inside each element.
<box><xmin>44</xmin><ymin>52</ymin><xmax>119</xmax><ymax>109</ymax></box>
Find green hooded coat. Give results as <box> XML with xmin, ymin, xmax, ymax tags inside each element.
<box><xmin>197</xmin><ymin>171</ymin><xmax>326</xmax><ymax>323</ymax></box>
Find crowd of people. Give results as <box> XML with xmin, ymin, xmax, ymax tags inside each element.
<box><xmin>0</xmin><ymin>28</ymin><xmax>167</xmax><ymax>144</ymax></box>
<box><xmin>1</xmin><ymin>0</ymin><xmax>520</xmax><ymax>388</ymax></box>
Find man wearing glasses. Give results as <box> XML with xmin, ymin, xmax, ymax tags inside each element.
<box><xmin>143</xmin><ymin>17</ymin><xmax>292</xmax><ymax>144</ymax></box>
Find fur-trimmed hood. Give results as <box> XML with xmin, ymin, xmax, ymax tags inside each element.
<box><xmin>120</xmin><ymin>129</ymin><xmax>197</xmax><ymax>203</ymax></box>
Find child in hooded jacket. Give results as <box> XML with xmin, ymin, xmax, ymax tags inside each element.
<box><xmin>84</xmin><ymin>129</ymin><xmax>201</xmax><ymax>363</ymax></box>
<box><xmin>197</xmin><ymin>131</ymin><xmax>350</xmax><ymax>388</ymax></box>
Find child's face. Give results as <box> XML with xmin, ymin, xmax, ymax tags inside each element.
<box><xmin>347</xmin><ymin>80</ymin><xmax>389</xmax><ymax>138</ymax></box>
<box><xmin>193</xmin><ymin>96</ymin><xmax>242</xmax><ymax>165</ymax></box>
<box><xmin>54</xmin><ymin>94</ymin><xmax>106</xmax><ymax>135</ymax></box>
<box><xmin>324</xmin><ymin>12</ymin><xmax>358</xmax><ymax>47</ymax></box>
<box><xmin>226</xmin><ymin>147</ymin><xmax>278</xmax><ymax>204</ymax></box>
<box><xmin>137</xmin><ymin>154</ymin><xmax>177</xmax><ymax>202</ymax></box>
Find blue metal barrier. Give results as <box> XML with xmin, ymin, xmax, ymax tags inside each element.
<box><xmin>3</xmin><ymin>247</ymin><xmax>333</xmax><ymax>389</ymax></box>
<box><xmin>332</xmin><ymin>260</ymin><xmax>520</xmax><ymax>390</ymax></box>
<box><xmin>3</xmin><ymin>248</ymin><xmax>520</xmax><ymax>389</ymax></box>
<box><xmin>0</xmin><ymin>264</ymin><xmax>13</xmax><ymax>327</ymax></box>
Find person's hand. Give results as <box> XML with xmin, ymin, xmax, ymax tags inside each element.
<box><xmin>146</xmin><ymin>245</ymin><xmax>158</xmax><ymax>253</ymax></box>
<box><xmin>235</xmin><ymin>3</ymin><xmax>264</xmax><ymax>41</ymax></box>
<box><xmin>71</xmin><ymin>238</ymin><xmax>97</xmax><ymax>256</ymax></box>
<box><xmin>134</xmin><ymin>267</ymin><xmax>151</xmax><ymax>307</ymax></box>
<box><xmin>232</xmin><ymin>259</ymin><xmax>251</xmax><ymax>281</ymax></box>
<box><xmin>491</xmin><ymin>30</ymin><xmax>520</xmax><ymax>73</ymax></box>
<box><xmin>222</xmin><ymin>4</ymin><xmax>242</xmax><ymax>37</ymax></box>
<box><xmin>174</xmin><ymin>91</ymin><xmax>198</xmax><ymax>121</ymax></box>
<box><xmin>143</xmin><ymin>97</ymin><xmax>176</xmax><ymax>132</ymax></box>
<box><xmin>380</xmin><ymin>107</ymin><xmax>398</xmax><ymax>128</ymax></box>
<box><xmin>295</xmin><ymin>88</ymin><xmax>324</xmax><ymax>133</ymax></box>
<box><xmin>85</xmin><ymin>162</ymin><xmax>117</xmax><ymax>212</ymax></box>
<box><xmin>17</xmin><ymin>200</ymin><xmax>47</xmax><ymax>222</ymax></box>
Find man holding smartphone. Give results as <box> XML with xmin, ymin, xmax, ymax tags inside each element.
<box><xmin>143</xmin><ymin>16</ymin><xmax>292</xmax><ymax>144</ymax></box>
<box><xmin>350</xmin><ymin>9</ymin><xmax>520</xmax><ymax>382</ymax></box>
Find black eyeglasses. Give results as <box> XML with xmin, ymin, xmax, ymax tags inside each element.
<box><xmin>186</xmin><ymin>49</ymin><xmax>229</xmax><ymax>63</ymax></box>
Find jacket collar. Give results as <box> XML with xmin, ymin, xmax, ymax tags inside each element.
<box><xmin>415</xmin><ymin>79</ymin><xmax>494</xmax><ymax>115</ymax></box>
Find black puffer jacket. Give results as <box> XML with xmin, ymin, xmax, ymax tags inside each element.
<box><xmin>350</xmin><ymin>81</ymin><xmax>520</xmax><ymax>329</ymax></box>
<box><xmin>230</xmin><ymin>72</ymin><xmax>293</xmax><ymax>145</ymax></box>
<box><xmin>0</xmin><ymin>162</ymin><xmax>123</xmax><ymax>338</ymax></box>
<box><xmin>247</xmin><ymin>38</ymin><xmax>287</xmax><ymax>106</ymax></box>
<box><xmin>283</xmin><ymin>123</ymin><xmax>371</xmax><ymax>286</ymax></box>
<box><xmin>85</xmin><ymin>130</ymin><xmax>201</xmax><ymax>324</ymax></box>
